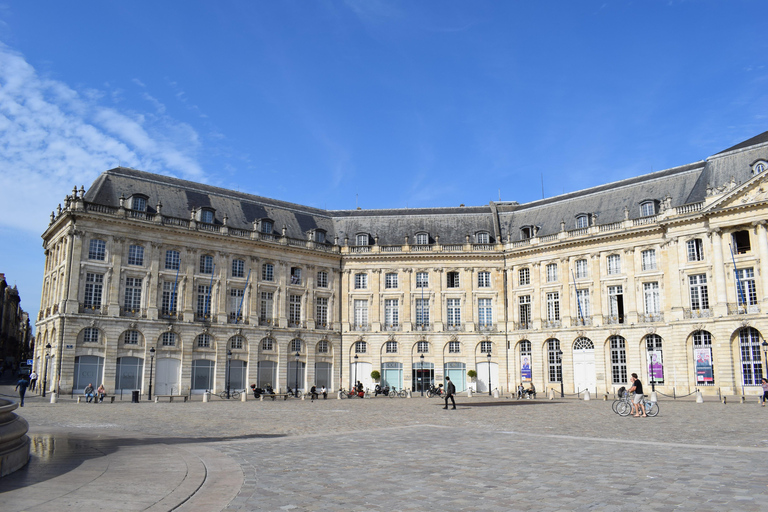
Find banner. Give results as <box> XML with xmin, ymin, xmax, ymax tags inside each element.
<box><xmin>694</xmin><ymin>347</ymin><xmax>714</xmax><ymax>383</ymax></box>
<box><xmin>646</xmin><ymin>350</ymin><xmax>664</xmax><ymax>382</ymax></box>
<box><xmin>520</xmin><ymin>355</ymin><xmax>532</xmax><ymax>382</ymax></box>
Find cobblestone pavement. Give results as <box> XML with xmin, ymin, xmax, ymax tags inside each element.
<box><xmin>2</xmin><ymin>389</ymin><xmax>768</xmax><ymax>511</ymax></box>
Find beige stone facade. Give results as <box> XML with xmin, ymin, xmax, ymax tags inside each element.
<box><xmin>34</xmin><ymin>132</ymin><xmax>768</xmax><ymax>398</ymax></box>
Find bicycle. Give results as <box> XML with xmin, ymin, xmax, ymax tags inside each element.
<box><xmin>614</xmin><ymin>392</ymin><xmax>659</xmax><ymax>417</ymax></box>
<box><xmin>426</xmin><ymin>385</ymin><xmax>444</xmax><ymax>398</ymax></box>
<box><xmin>218</xmin><ymin>389</ymin><xmax>241</xmax><ymax>400</ymax></box>
<box><xmin>388</xmin><ymin>387</ymin><xmax>407</xmax><ymax>398</ymax></box>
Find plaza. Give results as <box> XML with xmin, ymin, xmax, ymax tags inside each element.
<box><xmin>2</xmin><ymin>387</ymin><xmax>767</xmax><ymax>511</ymax></box>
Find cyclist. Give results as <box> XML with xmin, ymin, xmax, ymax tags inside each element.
<box><xmin>628</xmin><ymin>373</ymin><xmax>646</xmax><ymax>417</ymax></box>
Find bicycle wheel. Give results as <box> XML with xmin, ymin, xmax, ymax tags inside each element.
<box><xmin>399</xmin><ymin>390</ymin><xmax>407</xmax><ymax>398</ymax></box>
<box><xmin>219</xmin><ymin>391</ymin><xmax>227</xmax><ymax>400</ymax></box>
<box><xmin>340</xmin><ymin>390</ymin><xmax>348</xmax><ymax>399</ymax></box>
<box><xmin>616</xmin><ymin>401</ymin><xmax>632</xmax><ymax>416</ymax></box>
<box><xmin>389</xmin><ymin>390</ymin><xmax>396</xmax><ymax>398</ymax></box>
<box><xmin>232</xmin><ymin>390</ymin><xmax>240</xmax><ymax>399</ymax></box>
<box><xmin>426</xmin><ymin>390</ymin><xmax>434</xmax><ymax>398</ymax></box>
<box><xmin>611</xmin><ymin>399</ymin><xmax>621</xmax><ymax>413</ymax></box>
<box><xmin>646</xmin><ymin>401</ymin><xmax>659</xmax><ymax>417</ymax></box>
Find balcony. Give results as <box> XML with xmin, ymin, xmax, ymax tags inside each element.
<box><xmin>288</xmin><ymin>320</ymin><xmax>305</xmax><ymax>328</ymax></box>
<box><xmin>603</xmin><ymin>315</ymin><xmax>624</xmax><ymax>325</ymax></box>
<box><xmin>477</xmin><ymin>323</ymin><xmax>495</xmax><ymax>332</ymax></box>
<box><xmin>516</xmin><ymin>321</ymin><xmax>532</xmax><ymax>330</ymax></box>
<box><xmin>79</xmin><ymin>303</ymin><xmax>102</xmax><ymax>314</ymax></box>
<box><xmin>194</xmin><ymin>313</ymin><xmax>214</xmax><ymax>323</ymax></box>
<box><xmin>383</xmin><ymin>323</ymin><xmax>401</xmax><ymax>331</ymax></box>
<box><xmin>120</xmin><ymin>307</ymin><xmax>146</xmax><ymax>318</ymax></box>
<box><xmin>543</xmin><ymin>320</ymin><xmax>561</xmax><ymax>329</ymax></box>
<box><xmin>315</xmin><ymin>322</ymin><xmax>331</xmax><ymax>330</ymax></box>
<box><xmin>259</xmin><ymin>317</ymin><xmax>275</xmax><ymax>326</ymax></box>
<box><xmin>683</xmin><ymin>308</ymin><xmax>711</xmax><ymax>319</ymax></box>
<box><xmin>159</xmin><ymin>311</ymin><xmax>180</xmax><ymax>321</ymax></box>
<box><xmin>228</xmin><ymin>313</ymin><xmax>248</xmax><ymax>324</ymax></box>
<box><xmin>352</xmin><ymin>323</ymin><xmax>369</xmax><ymax>332</ymax></box>
<box><xmin>413</xmin><ymin>324</ymin><xmax>430</xmax><ymax>332</ymax></box>
<box><xmin>570</xmin><ymin>316</ymin><xmax>593</xmax><ymax>327</ymax></box>
<box><xmin>446</xmin><ymin>323</ymin><xmax>463</xmax><ymax>331</ymax></box>
<box><xmin>727</xmin><ymin>303</ymin><xmax>760</xmax><ymax>315</ymax></box>
<box><xmin>639</xmin><ymin>313</ymin><xmax>663</xmax><ymax>323</ymax></box>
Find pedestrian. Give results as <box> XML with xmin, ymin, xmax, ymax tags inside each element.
<box><xmin>761</xmin><ymin>378</ymin><xmax>768</xmax><ymax>407</ymax></box>
<box><xmin>628</xmin><ymin>373</ymin><xmax>646</xmax><ymax>417</ymax></box>
<box><xmin>15</xmin><ymin>374</ymin><xmax>30</xmax><ymax>407</ymax></box>
<box><xmin>29</xmin><ymin>370</ymin><xmax>38</xmax><ymax>391</ymax></box>
<box><xmin>443</xmin><ymin>376</ymin><xmax>456</xmax><ymax>410</ymax></box>
<box><xmin>84</xmin><ymin>383</ymin><xmax>95</xmax><ymax>403</ymax></box>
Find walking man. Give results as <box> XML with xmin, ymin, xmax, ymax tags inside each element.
<box><xmin>15</xmin><ymin>374</ymin><xmax>30</xmax><ymax>407</ymax></box>
<box><xmin>443</xmin><ymin>376</ymin><xmax>456</xmax><ymax>410</ymax></box>
<box><xmin>29</xmin><ymin>370</ymin><xmax>38</xmax><ymax>391</ymax></box>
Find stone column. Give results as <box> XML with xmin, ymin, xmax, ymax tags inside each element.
<box><xmin>754</xmin><ymin>222</ymin><xmax>768</xmax><ymax>306</ymax></box>
<box><xmin>107</xmin><ymin>236</ymin><xmax>124</xmax><ymax>316</ymax></box>
<box><xmin>709</xmin><ymin>229</ymin><xmax>728</xmax><ymax>315</ymax></box>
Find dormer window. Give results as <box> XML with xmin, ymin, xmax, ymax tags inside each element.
<box><xmin>356</xmin><ymin>234</ymin><xmax>369</xmax><ymax>246</ymax></box>
<box><xmin>752</xmin><ymin>161</ymin><xmax>767</xmax><ymax>175</ymax></box>
<box><xmin>261</xmin><ymin>219</ymin><xmax>274</xmax><ymax>234</ymax></box>
<box><xmin>200</xmin><ymin>209</ymin><xmax>214</xmax><ymax>224</ymax></box>
<box><xmin>521</xmin><ymin>226</ymin><xmax>534</xmax><ymax>240</ymax></box>
<box><xmin>640</xmin><ymin>201</ymin><xmax>656</xmax><ymax>217</ymax></box>
<box><xmin>315</xmin><ymin>230</ymin><xmax>326</xmax><ymax>243</ymax></box>
<box><xmin>476</xmin><ymin>232</ymin><xmax>490</xmax><ymax>244</ymax></box>
<box><xmin>575</xmin><ymin>215</ymin><xmax>589</xmax><ymax>229</ymax></box>
<box><xmin>131</xmin><ymin>195</ymin><xmax>147</xmax><ymax>212</ymax></box>
<box><xmin>415</xmin><ymin>233</ymin><xmax>429</xmax><ymax>245</ymax></box>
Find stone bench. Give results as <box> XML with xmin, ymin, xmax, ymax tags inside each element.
<box><xmin>154</xmin><ymin>395</ymin><xmax>188</xmax><ymax>403</ymax></box>
<box><xmin>77</xmin><ymin>396</ymin><xmax>115</xmax><ymax>403</ymax></box>
<box><xmin>259</xmin><ymin>393</ymin><xmax>292</xmax><ymax>401</ymax></box>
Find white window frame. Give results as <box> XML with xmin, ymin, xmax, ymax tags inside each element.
<box><xmin>641</xmin><ymin>249</ymin><xmax>656</xmax><ymax>271</ymax></box>
<box><xmin>607</xmin><ymin>254</ymin><xmax>621</xmax><ymax>275</ymax></box>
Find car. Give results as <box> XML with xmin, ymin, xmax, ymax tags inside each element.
<box><xmin>18</xmin><ymin>364</ymin><xmax>32</xmax><ymax>376</ymax></box>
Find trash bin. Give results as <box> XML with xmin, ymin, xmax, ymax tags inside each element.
<box><xmin>131</xmin><ymin>390</ymin><xmax>140</xmax><ymax>403</ymax></box>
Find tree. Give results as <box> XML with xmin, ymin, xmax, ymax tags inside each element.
<box><xmin>370</xmin><ymin>370</ymin><xmax>381</xmax><ymax>381</ymax></box>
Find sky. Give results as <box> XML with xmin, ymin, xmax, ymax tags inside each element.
<box><xmin>1</xmin><ymin>1</ymin><xmax>768</xmax><ymax>333</ymax></box>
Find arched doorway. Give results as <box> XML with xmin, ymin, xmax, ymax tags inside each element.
<box><xmin>572</xmin><ymin>337</ymin><xmax>596</xmax><ymax>393</ymax></box>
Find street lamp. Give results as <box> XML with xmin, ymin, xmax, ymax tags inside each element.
<box><xmin>226</xmin><ymin>349</ymin><xmax>232</xmax><ymax>399</ymax></box>
<box><xmin>487</xmin><ymin>352</ymin><xmax>492</xmax><ymax>396</ymax></box>
<box><xmin>353</xmin><ymin>353</ymin><xmax>358</xmax><ymax>393</ymax></box>
<box><xmin>557</xmin><ymin>349</ymin><xmax>564</xmax><ymax>398</ymax></box>
<box><xmin>295</xmin><ymin>350</ymin><xmax>301</xmax><ymax>397</ymax></box>
<box><xmin>42</xmin><ymin>343</ymin><xmax>51</xmax><ymax>398</ymax></box>
<box><xmin>762</xmin><ymin>341</ymin><xmax>768</xmax><ymax>379</ymax></box>
<box><xmin>148</xmin><ymin>347</ymin><xmax>156</xmax><ymax>400</ymax></box>
<box><xmin>420</xmin><ymin>353</ymin><xmax>425</xmax><ymax>396</ymax></box>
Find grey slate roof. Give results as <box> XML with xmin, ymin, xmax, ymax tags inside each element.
<box><xmin>81</xmin><ymin>130</ymin><xmax>768</xmax><ymax>245</ymax></box>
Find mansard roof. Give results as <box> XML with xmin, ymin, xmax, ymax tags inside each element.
<box><xmin>79</xmin><ymin>129</ymin><xmax>768</xmax><ymax>245</ymax></box>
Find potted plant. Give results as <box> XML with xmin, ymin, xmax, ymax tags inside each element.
<box><xmin>370</xmin><ymin>370</ymin><xmax>381</xmax><ymax>382</ymax></box>
<box><xmin>467</xmin><ymin>369</ymin><xmax>477</xmax><ymax>392</ymax></box>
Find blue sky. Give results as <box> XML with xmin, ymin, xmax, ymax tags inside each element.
<box><xmin>1</xmin><ymin>1</ymin><xmax>767</xmax><ymax>332</ymax></box>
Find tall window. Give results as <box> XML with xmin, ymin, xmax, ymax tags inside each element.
<box><xmin>228</xmin><ymin>288</ymin><xmax>244</xmax><ymax>321</ymax></box>
<box><xmin>449</xmin><ymin>341</ymin><xmax>461</xmax><ymax>353</ymax></box>
<box><xmin>385</xmin><ymin>299</ymin><xmax>399</xmax><ymax>328</ymax></box>
<box><xmin>89</xmin><ymin>239</ymin><xmax>106</xmax><ymax>261</ymax></box>
<box><xmin>161</xmin><ymin>281</ymin><xmax>177</xmax><ymax>315</ymax></box>
<box><xmin>480</xmin><ymin>341</ymin><xmax>492</xmax><ymax>353</ymax></box>
<box><xmin>230</xmin><ymin>335</ymin><xmax>244</xmax><ymax>350</ymax></box>
<box><xmin>416</xmin><ymin>233</ymin><xmax>428</xmax><ymax>245</ymax></box>
<box><xmin>262</xmin><ymin>263</ymin><xmax>274</xmax><ymax>281</ymax></box>
<box><xmin>478</xmin><ymin>271</ymin><xmax>490</xmax><ymax>288</ymax></box>
<box><xmin>354</xmin><ymin>273</ymin><xmax>368</xmax><ymax>289</ymax></box>
<box><xmin>548</xmin><ymin>339</ymin><xmax>561</xmax><ymax>383</ymax></box>
<box><xmin>316</xmin><ymin>297</ymin><xmax>328</xmax><ymax>327</ymax></box>
<box><xmin>128</xmin><ymin>245</ymin><xmax>144</xmax><ymax>266</ymax></box>
<box><xmin>83</xmin><ymin>327</ymin><xmax>100</xmax><ymax>343</ymax></box>
<box><xmin>546</xmin><ymin>263</ymin><xmax>558</xmax><ymax>282</ymax></box>
<box><xmin>353</xmin><ymin>299</ymin><xmax>368</xmax><ymax>329</ymax></box>
<box><xmin>315</xmin><ymin>231</ymin><xmax>326</xmax><ymax>243</ymax></box>
<box><xmin>197</xmin><ymin>334</ymin><xmax>211</xmax><ymax>348</ymax></box>
<box><xmin>197</xmin><ymin>285</ymin><xmax>211</xmax><ymax>317</ymax></box>
<box><xmin>646</xmin><ymin>334</ymin><xmax>663</xmax><ymax>384</ymax></box>
<box><xmin>84</xmin><ymin>273</ymin><xmax>103</xmax><ymax>308</ymax></box>
<box><xmin>687</xmin><ymin>239</ymin><xmax>704</xmax><ymax>261</ymax></box>
<box><xmin>261</xmin><ymin>337</ymin><xmax>274</xmax><ymax>351</ymax></box>
<box><xmin>739</xmin><ymin>327</ymin><xmax>763</xmax><ymax>385</ymax></box>
<box><xmin>386</xmin><ymin>341</ymin><xmax>398</xmax><ymax>353</ymax></box>
<box><xmin>575</xmin><ymin>289</ymin><xmax>590</xmax><ymax>318</ymax></box>
<box><xmin>317</xmin><ymin>271</ymin><xmax>328</xmax><ymax>288</ymax></box>
<box><xmin>607</xmin><ymin>254</ymin><xmax>621</xmax><ymax>275</ymax></box>
<box><xmin>519</xmin><ymin>295</ymin><xmax>531</xmax><ymax>329</ymax></box>
<box><xmin>574</xmin><ymin>259</ymin><xmax>588</xmax><ymax>279</ymax></box>
<box><xmin>416</xmin><ymin>272</ymin><xmax>429</xmax><ymax>288</ymax></box>
<box><xmin>640</xmin><ymin>201</ymin><xmax>655</xmax><ymax>217</ymax></box>
<box><xmin>416</xmin><ymin>298</ymin><xmax>429</xmax><ymax>327</ymax></box>
<box><xmin>519</xmin><ymin>267</ymin><xmax>530</xmax><ymax>286</ymax></box>
<box><xmin>478</xmin><ymin>298</ymin><xmax>492</xmax><ymax>327</ymax></box>
<box><xmin>289</xmin><ymin>295</ymin><xmax>301</xmax><ymax>326</ymax></box>
<box><xmin>161</xmin><ymin>332</ymin><xmax>176</xmax><ymax>347</ymax></box>
<box><xmin>165</xmin><ymin>250</ymin><xmax>180</xmax><ymax>270</ymax></box>
<box><xmin>610</xmin><ymin>336</ymin><xmax>627</xmax><ymax>384</ymax></box>
<box><xmin>447</xmin><ymin>271</ymin><xmax>460</xmax><ymax>288</ymax></box>
<box><xmin>689</xmin><ymin>274</ymin><xmax>709</xmax><ymax>310</ymax></box>
<box><xmin>693</xmin><ymin>330</ymin><xmax>714</xmax><ymax>386</ymax></box>
<box><xmin>546</xmin><ymin>292</ymin><xmax>560</xmax><ymax>322</ymax></box>
<box><xmin>260</xmin><ymin>292</ymin><xmax>273</xmax><ymax>322</ymax></box>
<box><xmin>608</xmin><ymin>285</ymin><xmax>624</xmax><ymax>323</ymax></box>
<box><xmin>355</xmin><ymin>341</ymin><xmax>367</xmax><ymax>353</ymax></box>
<box><xmin>735</xmin><ymin>268</ymin><xmax>757</xmax><ymax>306</ymax></box>
<box><xmin>124</xmin><ymin>277</ymin><xmax>142</xmax><ymax>310</ymax></box>
<box><xmin>199</xmin><ymin>255</ymin><xmax>214</xmax><ymax>274</ymax></box>
<box><xmin>385</xmin><ymin>273</ymin><xmax>398</xmax><ymax>289</ymax></box>
<box><xmin>447</xmin><ymin>298</ymin><xmax>461</xmax><ymax>327</ymax></box>
<box><xmin>643</xmin><ymin>282</ymin><xmax>660</xmax><ymax>315</ymax></box>
<box><xmin>317</xmin><ymin>341</ymin><xmax>329</xmax><ymax>353</ymax></box>
<box><xmin>232</xmin><ymin>259</ymin><xmax>245</xmax><ymax>278</ymax></box>
<box><xmin>290</xmin><ymin>267</ymin><xmax>302</xmax><ymax>285</ymax></box>
<box><xmin>641</xmin><ymin>249</ymin><xmax>656</xmax><ymax>271</ymax></box>
<box><xmin>732</xmin><ymin>230</ymin><xmax>751</xmax><ymax>254</ymax></box>
<box><xmin>418</xmin><ymin>341</ymin><xmax>430</xmax><ymax>353</ymax></box>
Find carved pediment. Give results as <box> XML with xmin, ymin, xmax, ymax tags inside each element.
<box><xmin>705</xmin><ymin>173</ymin><xmax>768</xmax><ymax>212</ymax></box>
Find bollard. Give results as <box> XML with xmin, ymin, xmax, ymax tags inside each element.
<box><xmin>50</xmin><ymin>392</ymin><xmax>57</xmax><ymax>404</ymax></box>
<box><xmin>583</xmin><ymin>389</ymin><xmax>591</xmax><ymax>401</ymax></box>
<box><xmin>301</xmin><ymin>393</ymin><xmax>305</xmax><ymax>401</ymax></box>
<box><xmin>203</xmin><ymin>392</ymin><xmax>209</xmax><ymax>403</ymax></box>
<box><xmin>603</xmin><ymin>393</ymin><xmax>608</xmax><ymax>401</ymax></box>
<box><xmin>241</xmin><ymin>391</ymin><xmax>247</xmax><ymax>402</ymax></box>
<box><xmin>337</xmin><ymin>390</ymin><xmax>342</xmax><ymax>400</ymax></box>
<box><xmin>77</xmin><ymin>396</ymin><xmax>82</xmax><ymax>404</ymax></box>
<box><xmin>740</xmin><ymin>395</ymin><xmax>745</xmax><ymax>404</ymax></box>
<box><xmin>650</xmin><ymin>391</ymin><xmax>658</xmax><ymax>403</ymax></box>
<box><xmin>548</xmin><ymin>388</ymin><xmax>555</xmax><ymax>400</ymax></box>
<box><xmin>467</xmin><ymin>388</ymin><xmax>473</xmax><ymax>398</ymax></box>
<box><xmin>696</xmin><ymin>391</ymin><xmax>704</xmax><ymax>403</ymax></box>
<box><xmin>493</xmin><ymin>388</ymin><xmax>500</xmax><ymax>399</ymax></box>
<box><xmin>407</xmin><ymin>390</ymin><xmax>412</xmax><ymax>398</ymax></box>
<box><xmin>260</xmin><ymin>394</ymin><xmax>264</xmax><ymax>401</ymax></box>
<box><xmin>155</xmin><ymin>397</ymin><xmax>159</xmax><ymax>403</ymax></box>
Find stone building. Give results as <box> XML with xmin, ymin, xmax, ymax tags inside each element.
<box><xmin>34</xmin><ymin>130</ymin><xmax>768</xmax><ymax>398</ymax></box>
<box><xmin>0</xmin><ymin>274</ymin><xmax>33</xmax><ymax>370</ymax></box>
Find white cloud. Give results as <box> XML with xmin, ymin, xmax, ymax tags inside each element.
<box><xmin>0</xmin><ymin>42</ymin><xmax>206</xmax><ymax>234</ymax></box>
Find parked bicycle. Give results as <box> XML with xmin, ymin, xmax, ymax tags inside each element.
<box><xmin>388</xmin><ymin>387</ymin><xmax>407</xmax><ymax>398</ymax></box>
<box><xmin>612</xmin><ymin>387</ymin><xmax>658</xmax><ymax>417</ymax></box>
<box><xmin>339</xmin><ymin>388</ymin><xmax>365</xmax><ymax>399</ymax></box>
<box><xmin>218</xmin><ymin>389</ymin><xmax>241</xmax><ymax>400</ymax></box>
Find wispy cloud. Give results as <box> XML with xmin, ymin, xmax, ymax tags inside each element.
<box><xmin>0</xmin><ymin>42</ymin><xmax>205</xmax><ymax>234</ymax></box>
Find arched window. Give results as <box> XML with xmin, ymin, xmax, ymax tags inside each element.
<box><xmin>386</xmin><ymin>341</ymin><xmax>398</xmax><ymax>353</ymax></box>
<box><xmin>739</xmin><ymin>328</ymin><xmax>763</xmax><ymax>385</ymax></box>
<box><xmin>610</xmin><ymin>336</ymin><xmax>627</xmax><ymax>384</ymax></box>
<box><xmin>196</xmin><ymin>334</ymin><xmax>211</xmax><ymax>348</ymax></box>
<box><xmin>646</xmin><ymin>334</ymin><xmax>664</xmax><ymax>384</ymax></box>
<box><xmin>290</xmin><ymin>339</ymin><xmax>302</xmax><ymax>353</ymax></box>
<box><xmin>355</xmin><ymin>341</ymin><xmax>367</xmax><ymax>353</ymax></box>
<box><xmin>317</xmin><ymin>340</ymin><xmax>329</xmax><ymax>353</ymax></box>
<box><xmin>261</xmin><ymin>337</ymin><xmax>274</xmax><ymax>351</ymax></box>
<box><xmin>230</xmin><ymin>335</ymin><xmax>244</xmax><ymax>350</ymax></box>
<box><xmin>161</xmin><ymin>332</ymin><xmax>176</xmax><ymax>347</ymax></box>
<box><xmin>123</xmin><ymin>330</ymin><xmax>141</xmax><ymax>345</ymax></box>
<box><xmin>575</xmin><ymin>215</ymin><xmax>589</xmax><ymax>229</ymax></box>
<box><xmin>574</xmin><ymin>337</ymin><xmax>594</xmax><ymax>350</ymax></box>
<box><xmin>417</xmin><ymin>341</ymin><xmax>429</xmax><ymax>353</ymax></box>
<box><xmin>415</xmin><ymin>233</ymin><xmax>429</xmax><ymax>245</ymax></box>
<box><xmin>83</xmin><ymin>327</ymin><xmax>100</xmax><ymax>344</ymax></box>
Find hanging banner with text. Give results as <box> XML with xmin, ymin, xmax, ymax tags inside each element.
<box><xmin>646</xmin><ymin>350</ymin><xmax>664</xmax><ymax>383</ymax></box>
<box><xmin>694</xmin><ymin>347</ymin><xmax>714</xmax><ymax>383</ymax></box>
<box><xmin>520</xmin><ymin>355</ymin><xmax>532</xmax><ymax>382</ymax></box>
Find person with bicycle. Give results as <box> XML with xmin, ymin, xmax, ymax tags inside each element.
<box><xmin>628</xmin><ymin>373</ymin><xmax>647</xmax><ymax>417</ymax></box>
<box><xmin>443</xmin><ymin>376</ymin><xmax>456</xmax><ymax>410</ymax></box>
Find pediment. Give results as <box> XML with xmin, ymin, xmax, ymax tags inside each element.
<box><xmin>703</xmin><ymin>172</ymin><xmax>768</xmax><ymax>212</ymax></box>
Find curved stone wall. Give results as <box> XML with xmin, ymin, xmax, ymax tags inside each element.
<box><xmin>0</xmin><ymin>399</ymin><xmax>30</xmax><ymax>477</ymax></box>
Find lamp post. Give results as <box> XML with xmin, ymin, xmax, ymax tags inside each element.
<box><xmin>557</xmin><ymin>349</ymin><xmax>564</xmax><ymax>398</ymax></box>
<box><xmin>420</xmin><ymin>353</ymin><xmax>425</xmax><ymax>396</ymax></box>
<box><xmin>762</xmin><ymin>341</ymin><xmax>768</xmax><ymax>379</ymax></box>
<box><xmin>226</xmin><ymin>349</ymin><xmax>232</xmax><ymax>399</ymax></box>
<box><xmin>42</xmin><ymin>343</ymin><xmax>51</xmax><ymax>398</ymax></box>
<box><xmin>487</xmin><ymin>352</ymin><xmax>492</xmax><ymax>396</ymax></box>
<box><xmin>148</xmin><ymin>347</ymin><xmax>156</xmax><ymax>400</ymax></box>
<box><xmin>353</xmin><ymin>353</ymin><xmax>358</xmax><ymax>393</ymax></box>
<box><xmin>295</xmin><ymin>351</ymin><xmax>301</xmax><ymax>397</ymax></box>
